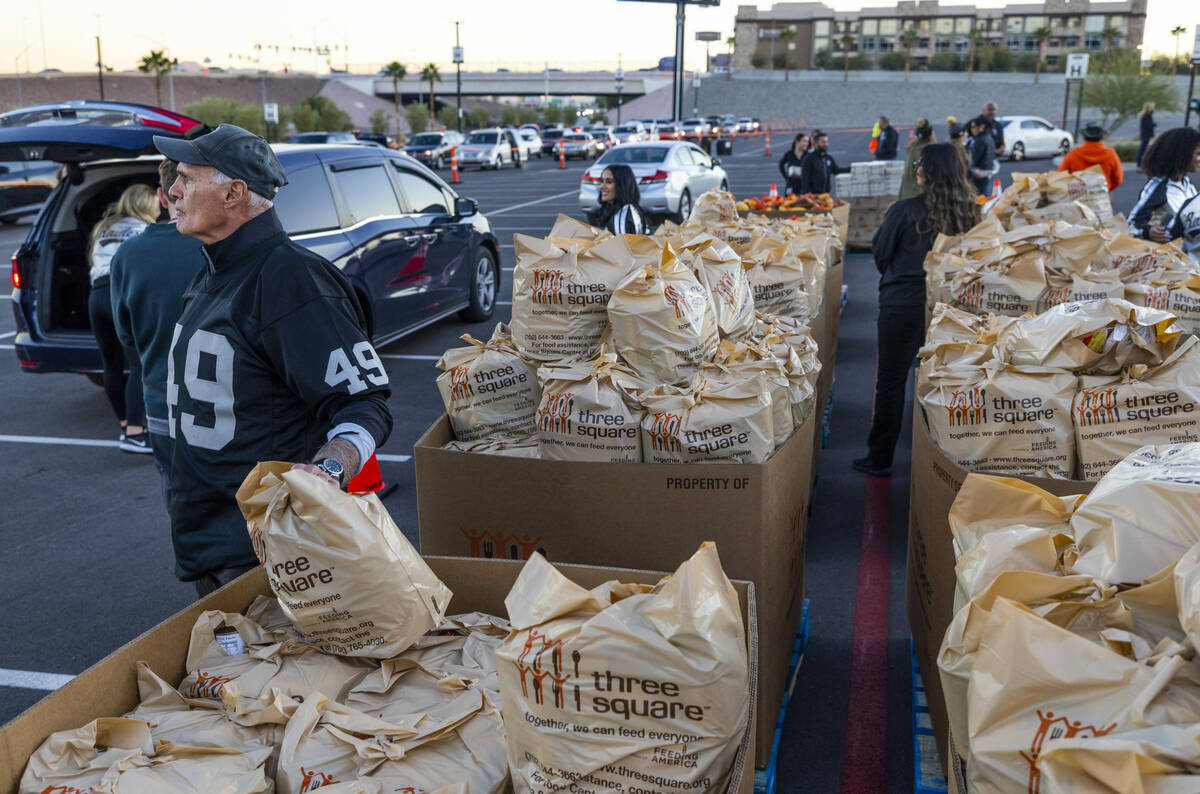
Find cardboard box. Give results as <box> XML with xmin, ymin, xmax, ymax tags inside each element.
<box><xmin>416</xmin><ymin>413</ymin><xmax>814</xmax><ymax>768</ymax></box>
<box><xmin>906</xmin><ymin>401</ymin><xmax>1092</xmax><ymax>776</ymax></box>
<box><xmin>0</xmin><ymin>557</ymin><xmax>757</xmax><ymax>794</ymax></box>
<box><xmin>846</xmin><ymin>195</ymin><xmax>896</xmax><ymax>249</ymax></box>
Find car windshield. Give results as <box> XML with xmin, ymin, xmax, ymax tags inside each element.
<box><xmin>410</xmin><ymin>134</ymin><xmax>442</xmax><ymax>146</ymax></box>
<box><xmin>566</xmin><ymin>134</ymin><xmax>588</xmax><ymax>141</ymax></box>
<box><xmin>614</xmin><ymin>125</ymin><xmax>638</xmax><ymax>133</ymax></box>
<box><xmin>542</xmin><ymin>129</ymin><xmax>563</xmax><ymax>139</ymax></box>
<box><xmin>598</xmin><ymin>147</ymin><xmax>669</xmax><ymax>165</ymax></box>
<box><xmin>467</xmin><ymin>131</ymin><xmax>498</xmax><ymax>144</ymax></box>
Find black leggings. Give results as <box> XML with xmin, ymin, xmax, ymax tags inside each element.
<box><xmin>88</xmin><ymin>282</ymin><xmax>144</xmax><ymax>427</ymax></box>
<box><xmin>865</xmin><ymin>303</ymin><xmax>926</xmax><ymax>467</ymax></box>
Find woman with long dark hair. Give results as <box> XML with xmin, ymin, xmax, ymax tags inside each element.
<box><xmin>587</xmin><ymin>164</ymin><xmax>647</xmax><ymax>234</ymax></box>
<box><xmin>1129</xmin><ymin>127</ymin><xmax>1200</xmax><ymax>245</ymax></box>
<box><xmin>853</xmin><ymin>143</ymin><xmax>981</xmax><ymax>477</ymax></box>
<box><xmin>899</xmin><ymin>118</ymin><xmax>934</xmax><ymax>199</ymax></box>
<box><xmin>778</xmin><ymin>131</ymin><xmax>810</xmax><ymax>195</ymax></box>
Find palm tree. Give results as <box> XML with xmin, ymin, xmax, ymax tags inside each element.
<box><xmin>1171</xmin><ymin>25</ymin><xmax>1187</xmax><ymax>80</ymax></box>
<box><xmin>381</xmin><ymin>61</ymin><xmax>406</xmax><ymax>140</ymax></box>
<box><xmin>966</xmin><ymin>26</ymin><xmax>984</xmax><ymax>84</ymax></box>
<box><xmin>840</xmin><ymin>32</ymin><xmax>855</xmax><ymax>83</ymax></box>
<box><xmin>420</xmin><ymin>63</ymin><xmax>442</xmax><ymax>128</ymax></box>
<box><xmin>137</xmin><ymin>49</ymin><xmax>174</xmax><ymax>108</ymax></box>
<box><xmin>1032</xmin><ymin>26</ymin><xmax>1051</xmax><ymax>84</ymax></box>
<box><xmin>1100</xmin><ymin>26</ymin><xmax>1120</xmax><ymax>70</ymax></box>
<box><xmin>900</xmin><ymin>27</ymin><xmax>920</xmax><ymax>83</ymax></box>
<box><xmin>780</xmin><ymin>28</ymin><xmax>795</xmax><ymax>81</ymax></box>
<box><xmin>725</xmin><ymin>35</ymin><xmax>735</xmax><ymax>81</ymax></box>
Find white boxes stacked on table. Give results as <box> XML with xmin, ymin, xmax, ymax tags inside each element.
<box><xmin>835</xmin><ymin>161</ymin><xmax>903</xmax><ymax>198</ymax></box>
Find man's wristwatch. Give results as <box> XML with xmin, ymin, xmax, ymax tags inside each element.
<box><xmin>313</xmin><ymin>457</ymin><xmax>346</xmax><ymax>487</ymax></box>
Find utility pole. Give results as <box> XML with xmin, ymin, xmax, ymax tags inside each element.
<box><xmin>15</xmin><ymin>45</ymin><xmax>31</xmax><ymax>106</ymax></box>
<box><xmin>95</xmin><ymin>35</ymin><xmax>105</xmax><ymax>100</ymax></box>
<box><xmin>454</xmin><ymin>21</ymin><xmax>464</xmax><ymax>131</ymax></box>
<box><xmin>615</xmin><ymin>53</ymin><xmax>624</xmax><ymax>124</ymax></box>
<box><xmin>672</xmin><ymin>0</ymin><xmax>686</xmax><ymax>121</ymax></box>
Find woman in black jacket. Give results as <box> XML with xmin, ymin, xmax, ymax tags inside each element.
<box><xmin>778</xmin><ymin>132</ymin><xmax>810</xmax><ymax>195</ymax></box>
<box><xmin>853</xmin><ymin>143</ymin><xmax>982</xmax><ymax>477</ymax></box>
<box><xmin>586</xmin><ymin>164</ymin><xmax>648</xmax><ymax>234</ymax></box>
<box><xmin>1137</xmin><ymin>102</ymin><xmax>1156</xmax><ymax>172</ymax></box>
<box><xmin>967</xmin><ymin>117</ymin><xmax>995</xmax><ymax>196</ymax></box>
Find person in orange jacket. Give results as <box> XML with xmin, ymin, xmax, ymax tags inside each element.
<box><xmin>1058</xmin><ymin>121</ymin><xmax>1123</xmax><ymax>191</ymax></box>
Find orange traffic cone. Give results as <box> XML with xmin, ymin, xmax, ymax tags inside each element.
<box><xmin>990</xmin><ymin>177</ymin><xmax>1002</xmax><ymax>199</ymax></box>
<box><xmin>347</xmin><ymin>452</ymin><xmax>385</xmax><ymax>494</ymax></box>
<box><xmin>450</xmin><ymin>146</ymin><xmax>459</xmax><ymax>184</ymax></box>
<box><xmin>764</xmin><ymin>131</ymin><xmax>771</xmax><ymax>157</ymax></box>
<box><xmin>558</xmin><ymin>142</ymin><xmax>566</xmax><ymax>169</ymax></box>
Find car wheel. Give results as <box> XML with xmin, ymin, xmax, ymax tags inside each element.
<box><xmin>1057</xmin><ymin>138</ymin><xmax>1071</xmax><ymax>156</ymax></box>
<box><xmin>674</xmin><ymin>189</ymin><xmax>692</xmax><ymax>224</ymax></box>
<box><xmin>435</xmin><ymin>155</ymin><xmax>445</xmax><ymax>170</ymax></box>
<box><xmin>460</xmin><ymin>247</ymin><xmax>499</xmax><ymax>322</ymax></box>
<box><xmin>1010</xmin><ymin>142</ymin><xmax>1025</xmax><ymax>161</ymax></box>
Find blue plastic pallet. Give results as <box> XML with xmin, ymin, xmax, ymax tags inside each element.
<box><xmin>753</xmin><ymin>598</ymin><xmax>811</xmax><ymax>794</ymax></box>
<box><xmin>821</xmin><ymin>380</ymin><xmax>835</xmax><ymax>449</ymax></box>
<box><xmin>911</xmin><ymin>640</ymin><xmax>948</xmax><ymax>794</ymax></box>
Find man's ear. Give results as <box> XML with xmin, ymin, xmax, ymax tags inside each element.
<box><xmin>157</xmin><ymin>187</ymin><xmax>169</xmax><ymax>210</ymax></box>
<box><xmin>224</xmin><ymin>179</ymin><xmax>248</xmax><ymax>206</ymax></box>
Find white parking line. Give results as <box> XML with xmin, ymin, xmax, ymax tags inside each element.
<box><xmin>0</xmin><ymin>433</ymin><xmax>120</xmax><ymax>449</ymax></box>
<box><xmin>381</xmin><ymin>353</ymin><xmax>441</xmax><ymax>361</ymax></box>
<box><xmin>487</xmin><ymin>190</ymin><xmax>577</xmax><ymax>216</ymax></box>
<box><xmin>0</xmin><ymin>331</ymin><xmax>14</xmax><ymax>340</ymax></box>
<box><xmin>0</xmin><ymin>668</ymin><xmax>74</xmax><ymax>691</ymax></box>
<box><xmin>376</xmin><ymin>453</ymin><xmax>412</xmax><ymax>463</ymax></box>
<box><xmin>0</xmin><ymin>344</ymin><xmax>13</xmax><ymax>350</ymax></box>
<box><xmin>499</xmin><ymin>301</ymin><xmax>512</xmax><ymax>306</ymax></box>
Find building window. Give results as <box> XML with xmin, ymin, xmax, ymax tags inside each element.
<box><xmin>935</xmin><ymin>37</ymin><xmax>952</xmax><ymax>52</ymax></box>
<box><xmin>1024</xmin><ymin>36</ymin><xmax>1038</xmax><ymax>51</ymax></box>
<box><xmin>1065</xmin><ymin>36</ymin><xmax>1079</xmax><ymax>47</ymax></box>
<box><xmin>878</xmin><ymin>38</ymin><xmax>895</xmax><ymax>53</ymax></box>
<box><xmin>861</xmin><ymin>36</ymin><xmax>876</xmax><ymax>52</ymax></box>
<box><xmin>954</xmin><ymin>37</ymin><xmax>970</xmax><ymax>52</ymax></box>
<box><xmin>1048</xmin><ymin>38</ymin><xmax>1060</xmax><ymax>48</ymax></box>
<box><xmin>990</xmin><ymin>19</ymin><xmax>1004</xmax><ymax>32</ymax></box>
<box><xmin>879</xmin><ymin>19</ymin><xmax>897</xmax><ymax>35</ymax></box>
<box><xmin>919</xmin><ymin>38</ymin><xmax>930</xmax><ymax>49</ymax></box>
<box><xmin>1084</xmin><ymin>15</ymin><xmax>1104</xmax><ymax>32</ymax></box>
<box><xmin>862</xmin><ymin>19</ymin><xmax>878</xmax><ymax>35</ymax></box>
<box><xmin>815</xmin><ymin>20</ymin><xmax>831</xmax><ymax>36</ymax></box>
<box><xmin>1046</xmin><ymin>55</ymin><xmax>1059</xmax><ymax>67</ymax></box>
<box><xmin>917</xmin><ymin>19</ymin><xmax>931</xmax><ymax>33</ymax></box>
<box><xmin>936</xmin><ymin>18</ymin><xmax>953</xmax><ymax>34</ymax></box>
<box><xmin>814</xmin><ymin>36</ymin><xmax>830</xmax><ymax>52</ymax></box>
<box><xmin>1025</xmin><ymin>16</ymin><xmax>1047</xmax><ymax>30</ymax></box>
<box><xmin>1007</xmin><ymin>35</ymin><xmax>1022</xmax><ymax>51</ymax></box>
<box><xmin>1067</xmin><ymin>16</ymin><xmax>1081</xmax><ymax>28</ymax></box>
<box><xmin>955</xmin><ymin>18</ymin><xmax>973</xmax><ymax>34</ymax></box>
<box><xmin>1084</xmin><ymin>33</ymin><xmax>1102</xmax><ymax>50</ymax></box>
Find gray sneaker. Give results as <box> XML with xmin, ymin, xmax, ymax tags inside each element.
<box><xmin>119</xmin><ymin>431</ymin><xmax>153</xmax><ymax>454</ymax></box>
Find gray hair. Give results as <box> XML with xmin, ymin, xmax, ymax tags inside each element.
<box><xmin>209</xmin><ymin>169</ymin><xmax>274</xmax><ymax>210</ymax></box>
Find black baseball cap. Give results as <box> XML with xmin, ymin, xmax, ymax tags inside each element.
<box><xmin>1081</xmin><ymin>122</ymin><xmax>1105</xmax><ymax>141</ymax></box>
<box><xmin>153</xmin><ymin>123</ymin><xmax>287</xmax><ymax>198</ymax></box>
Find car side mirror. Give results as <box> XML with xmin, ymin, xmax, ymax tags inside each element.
<box><xmin>711</xmin><ymin>157</ymin><xmax>721</xmax><ymax>166</ymax></box>
<box><xmin>455</xmin><ymin>196</ymin><xmax>478</xmax><ymax>217</ymax></box>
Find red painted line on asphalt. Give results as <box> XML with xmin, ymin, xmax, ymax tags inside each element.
<box><xmin>839</xmin><ymin>472</ymin><xmax>892</xmax><ymax>793</ymax></box>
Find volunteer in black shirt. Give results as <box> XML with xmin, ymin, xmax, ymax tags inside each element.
<box><xmin>799</xmin><ymin>130</ymin><xmax>849</xmax><ymax>194</ymax></box>
<box><xmin>853</xmin><ymin>143</ymin><xmax>981</xmax><ymax>477</ymax></box>
<box><xmin>153</xmin><ymin>124</ymin><xmax>393</xmax><ymax>596</ymax></box>
<box><xmin>778</xmin><ymin>131</ymin><xmax>810</xmax><ymax>194</ymax></box>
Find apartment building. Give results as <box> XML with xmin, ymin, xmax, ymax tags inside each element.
<box><xmin>732</xmin><ymin>0</ymin><xmax>1148</xmax><ymax>70</ymax></box>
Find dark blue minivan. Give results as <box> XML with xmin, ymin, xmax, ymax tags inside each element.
<box><xmin>2</xmin><ymin>101</ymin><xmax>500</xmax><ymax>376</ymax></box>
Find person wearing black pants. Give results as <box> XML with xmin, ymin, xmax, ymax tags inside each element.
<box><xmin>1137</xmin><ymin>102</ymin><xmax>1156</xmax><ymax>172</ymax></box>
<box><xmin>854</xmin><ymin>143</ymin><xmax>982</xmax><ymax>477</ymax></box>
<box><xmin>88</xmin><ymin>280</ymin><xmax>145</xmax><ymax>446</ymax></box>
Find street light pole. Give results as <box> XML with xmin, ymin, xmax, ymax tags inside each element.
<box><xmin>672</xmin><ymin>0</ymin><xmax>686</xmax><ymax>121</ymax></box>
<box><xmin>95</xmin><ymin>35</ymin><xmax>105</xmax><ymax>100</ymax></box>
<box><xmin>454</xmin><ymin>21</ymin><xmax>463</xmax><ymax>132</ymax></box>
<box><xmin>615</xmin><ymin>53</ymin><xmax>624</xmax><ymax>125</ymax></box>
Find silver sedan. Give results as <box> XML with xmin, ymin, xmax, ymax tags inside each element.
<box><xmin>578</xmin><ymin>141</ymin><xmax>729</xmax><ymax>223</ymax></box>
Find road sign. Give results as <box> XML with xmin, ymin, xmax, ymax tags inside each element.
<box><xmin>1192</xmin><ymin>28</ymin><xmax>1200</xmax><ymax>64</ymax></box>
<box><xmin>1066</xmin><ymin>53</ymin><xmax>1089</xmax><ymax>79</ymax></box>
<box><xmin>453</xmin><ymin>46</ymin><xmax>464</xmax><ymax>64</ymax></box>
<box><xmin>696</xmin><ymin>31</ymin><xmax>720</xmax><ymax>42</ymax></box>
<box><xmin>263</xmin><ymin>102</ymin><xmax>278</xmax><ymax>124</ymax></box>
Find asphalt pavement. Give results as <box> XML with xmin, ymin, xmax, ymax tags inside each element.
<box><xmin>0</xmin><ymin>131</ymin><xmax>1161</xmax><ymax>790</ymax></box>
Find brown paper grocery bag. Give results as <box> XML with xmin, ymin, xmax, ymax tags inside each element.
<box><xmin>535</xmin><ymin>353</ymin><xmax>647</xmax><ymax>462</ymax></box>
<box><xmin>708</xmin><ymin>340</ymin><xmax>796</xmax><ymax>447</ymax></box>
<box><xmin>435</xmin><ymin>323</ymin><xmax>540</xmax><ymax>443</ymax></box>
<box><xmin>640</xmin><ymin>374</ymin><xmax>775</xmax><ymax>464</ymax></box>
<box><xmin>1036</xmin><ymin>723</ymin><xmax>1200</xmax><ymax>793</ymax></box>
<box><xmin>675</xmin><ymin>233</ymin><xmax>756</xmax><ymax>339</ymax></box>
<box><xmin>966</xmin><ymin>598</ymin><xmax>1200</xmax><ymax>794</ymax></box>
<box><xmin>497</xmin><ymin>542</ymin><xmax>749</xmax><ymax>794</ymax></box>
<box><xmin>237</xmin><ymin>462</ymin><xmax>452</xmax><ymax>658</ymax></box>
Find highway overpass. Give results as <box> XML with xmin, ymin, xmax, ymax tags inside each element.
<box><xmin>331</xmin><ymin>71</ymin><xmax>678</xmax><ymax>104</ymax></box>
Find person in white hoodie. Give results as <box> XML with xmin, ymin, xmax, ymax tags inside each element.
<box><xmin>88</xmin><ymin>183</ymin><xmax>160</xmax><ymax>453</ymax></box>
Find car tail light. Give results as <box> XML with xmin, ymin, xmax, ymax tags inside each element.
<box><xmin>134</xmin><ymin>107</ymin><xmax>204</xmax><ymax>134</ymax></box>
<box><xmin>10</xmin><ymin>253</ymin><xmax>19</xmax><ymax>289</ymax></box>
<box><xmin>581</xmin><ymin>172</ymin><xmax>601</xmax><ymax>183</ymax></box>
<box><xmin>640</xmin><ymin>169</ymin><xmax>670</xmax><ymax>185</ymax></box>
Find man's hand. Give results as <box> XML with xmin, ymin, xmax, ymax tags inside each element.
<box><xmin>291</xmin><ymin>436</ymin><xmax>361</xmax><ymax>489</ymax></box>
<box><xmin>1149</xmin><ymin>225</ymin><xmax>1171</xmax><ymax>243</ymax></box>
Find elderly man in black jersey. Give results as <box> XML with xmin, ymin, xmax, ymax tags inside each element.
<box><xmin>154</xmin><ymin>124</ymin><xmax>392</xmax><ymax>597</ymax></box>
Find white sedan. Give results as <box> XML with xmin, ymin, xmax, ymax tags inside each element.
<box><xmin>579</xmin><ymin>141</ymin><xmax>729</xmax><ymax>223</ymax></box>
<box><xmin>998</xmin><ymin>116</ymin><xmax>1074</xmax><ymax>161</ymax></box>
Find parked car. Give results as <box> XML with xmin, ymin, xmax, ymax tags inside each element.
<box><xmin>540</xmin><ymin>127</ymin><xmax>566</xmax><ymax>155</ymax></box>
<box><xmin>737</xmin><ymin>117</ymin><xmax>761</xmax><ymax>133</ymax></box>
<box><xmin>996</xmin><ymin>116</ymin><xmax>1074</xmax><ymax>160</ymax></box>
<box><xmin>579</xmin><ymin>141</ymin><xmax>728</xmax><ymax>223</ymax></box>
<box><xmin>2</xmin><ymin>101</ymin><xmax>501</xmax><ymax>377</ymax></box>
<box><xmin>585</xmin><ymin>126</ymin><xmax>618</xmax><ymax>153</ymax></box>
<box><xmin>287</xmin><ymin>131</ymin><xmax>356</xmax><ymax>144</ymax></box>
<box><xmin>0</xmin><ymin>160</ymin><xmax>58</xmax><ymax>224</ymax></box>
<box><xmin>457</xmin><ymin>128</ymin><xmax>523</xmax><ymax>170</ymax></box>
<box><xmin>560</xmin><ymin>132</ymin><xmax>601</xmax><ymax>159</ymax></box>
<box><xmin>402</xmin><ymin>130</ymin><xmax>465</xmax><ymax>169</ymax></box>
<box><xmin>354</xmin><ymin>130</ymin><xmax>396</xmax><ymax>148</ymax></box>
<box><xmin>517</xmin><ymin>128</ymin><xmax>543</xmax><ymax>160</ymax></box>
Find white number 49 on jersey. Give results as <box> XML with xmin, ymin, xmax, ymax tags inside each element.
<box><xmin>325</xmin><ymin>341</ymin><xmax>388</xmax><ymax>394</ymax></box>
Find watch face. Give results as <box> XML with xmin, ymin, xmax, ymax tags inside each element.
<box><xmin>319</xmin><ymin>458</ymin><xmax>344</xmax><ymax>478</ymax></box>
